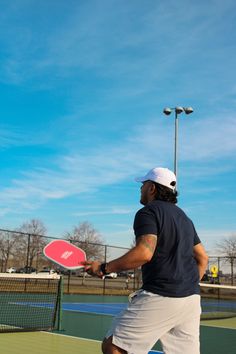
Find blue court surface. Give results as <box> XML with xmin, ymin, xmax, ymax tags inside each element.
<box><xmin>15</xmin><ymin>299</ymin><xmax>236</xmax><ymax>316</ymax></box>
<box><xmin>60</xmin><ymin>299</ymin><xmax>236</xmax><ymax>316</ymax></box>
<box><xmin>13</xmin><ymin>297</ymin><xmax>236</xmax><ymax>316</ymax></box>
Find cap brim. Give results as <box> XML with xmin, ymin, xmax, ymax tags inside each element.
<box><xmin>135</xmin><ymin>176</ymin><xmax>145</xmax><ymax>182</ymax></box>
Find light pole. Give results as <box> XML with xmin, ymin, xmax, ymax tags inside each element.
<box><xmin>163</xmin><ymin>106</ymin><xmax>193</xmax><ymax>188</ymax></box>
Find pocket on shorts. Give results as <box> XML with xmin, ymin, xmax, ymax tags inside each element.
<box><xmin>128</xmin><ymin>289</ymin><xmax>144</xmax><ymax>303</ymax></box>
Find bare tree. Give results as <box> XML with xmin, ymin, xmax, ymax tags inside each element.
<box><xmin>65</xmin><ymin>221</ymin><xmax>105</xmax><ymax>260</ymax></box>
<box><xmin>217</xmin><ymin>234</ymin><xmax>236</xmax><ymax>285</ymax></box>
<box><xmin>15</xmin><ymin>219</ymin><xmax>48</xmax><ymax>269</ymax></box>
<box><xmin>0</xmin><ymin>230</ymin><xmax>18</xmax><ymax>271</ymax></box>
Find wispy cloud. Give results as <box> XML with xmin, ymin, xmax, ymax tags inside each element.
<box><xmin>0</xmin><ymin>125</ymin><xmax>29</xmax><ymax>148</ymax></box>
<box><xmin>180</xmin><ymin>115</ymin><xmax>236</xmax><ymax>161</ymax></box>
<box><xmin>73</xmin><ymin>207</ymin><xmax>133</xmax><ymax>217</ymax></box>
<box><xmin>0</xmin><ymin>108</ymin><xmax>235</xmax><ymax>214</ymax></box>
<box><xmin>1</xmin><ymin>0</ymin><xmax>235</xmax><ymax>93</ymax></box>
<box><xmin>0</xmin><ymin>0</ymin><xmax>235</xmax><ymax>249</ymax></box>
<box><xmin>198</xmin><ymin>229</ymin><xmax>235</xmax><ymax>255</ymax></box>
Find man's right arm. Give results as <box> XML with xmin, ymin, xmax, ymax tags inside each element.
<box><xmin>83</xmin><ymin>234</ymin><xmax>157</xmax><ymax>277</ymax></box>
<box><xmin>193</xmin><ymin>243</ymin><xmax>209</xmax><ymax>280</ymax></box>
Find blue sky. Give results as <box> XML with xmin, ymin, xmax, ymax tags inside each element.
<box><xmin>0</xmin><ymin>0</ymin><xmax>235</xmax><ymax>254</ymax></box>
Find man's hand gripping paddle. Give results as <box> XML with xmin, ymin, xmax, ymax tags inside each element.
<box><xmin>43</xmin><ymin>239</ymin><xmax>87</xmax><ymax>270</ymax></box>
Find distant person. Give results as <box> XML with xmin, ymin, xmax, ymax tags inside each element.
<box><xmin>85</xmin><ymin>167</ymin><xmax>208</xmax><ymax>354</ymax></box>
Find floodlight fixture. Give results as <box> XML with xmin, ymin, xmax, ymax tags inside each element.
<box><xmin>163</xmin><ymin>106</ymin><xmax>194</xmax><ymax>116</ymax></box>
<box><xmin>163</xmin><ymin>105</ymin><xmax>194</xmax><ymax>188</ymax></box>
<box><xmin>184</xmin><ymin>107</ymin><xmax>194</xmax><ymax>114</ymax></box>
<box><xmin>163</xmin><ymin>107</ymin><xmax>172</xmax><ymax>115</ymax></box>
<box><xmin>175</xmin><ymin>106</ymin><xmax>184</xmax><ymax>114</ymax></box>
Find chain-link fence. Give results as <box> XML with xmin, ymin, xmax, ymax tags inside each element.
<box><xmin>0</xmin><ymin>228</ymin><xmax>134</xmax><ymax>294</ymax></box>
<box><xmin>207</xmin><ymin>256</ymin><xmax>236</xmax><ymax>286</ymax></box>
<box><xmin>0</xmin><ymin>228</ymin><xmax>235</xmax><ymax>294</ymax></box>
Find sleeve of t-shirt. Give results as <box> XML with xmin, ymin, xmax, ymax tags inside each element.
<box><xmin>133</xmin><ymin>206</ymin><xmax>159</xmax><ymax>239</ymax></box>
<box><xmin>192</xmin><ymin>222</ymin><xmax>201</xmax><ymax>245</ymax></box>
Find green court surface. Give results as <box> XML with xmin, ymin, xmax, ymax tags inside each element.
<box><xmin>0</xmin><ymin>332</ymin><xmax>101</xmax><ymax>354</ymax></box>
<box><xmin>1</xmin><ymin>293</ymin><xmax>235</xmax><ymax>354</ymax></box>
<box><xmin>0</xmin><ymin>325</ymin><xmax>235</xmax><ymax>354</ymax></box>
<box><xmin>201</xmin><ymin>316</ymin><xmax>236</xmax><ymax>329</ymax></box>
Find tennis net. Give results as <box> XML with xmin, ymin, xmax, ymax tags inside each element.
<box><xmin>200</xmin><ymin>282</ymin><xmax>236</xmax><ymax>320</ymax></box>
<box><xmin>0</xmin><ymin>273</ymin><xmax>62</xmax><ymax>333</ymax></box>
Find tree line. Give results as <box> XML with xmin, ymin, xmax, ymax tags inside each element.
<box><xmin>0</xmin><ymin>219</ymin><xmax>105</xmax><ymax>272</ymax></box>
<box><xmin>0</xmin><ymin>218</ymin><xmax>235</xmax><ymax>279</ymax></box>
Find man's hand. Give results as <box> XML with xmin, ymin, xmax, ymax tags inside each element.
<box><xmin>82</xmin><ymin>260</ymin><xmax>103</xmax><ymax>277</ymax></box>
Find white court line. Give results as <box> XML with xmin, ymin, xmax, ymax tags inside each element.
<box><xmin>42</xmin><ymin>333</ymin><xmax>163</xmax><ymax>353</ymax></box>
<box><xmin>200</xmin><ymin>323</ymin><xmax>236</xmax><ymax>330</ymax></box>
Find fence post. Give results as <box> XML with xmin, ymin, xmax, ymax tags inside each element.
<box><xmin>103</xmin><ymin>245</ymin><xmax>107</xmax><ymax>295</ymax></box>
<box><xmin>218</xmin><ymin>257</ymin><xmax>220</xmax><ymax>283</ymax></box>
<box><xmin>231</xmin><ymin>257</ymin><xmax>234</xmax><ymax>285</ymax></box>
<box><xmin>26</xmin><ymin>234</ymin><xmax>31</xmax><ymax>268</ymax></box>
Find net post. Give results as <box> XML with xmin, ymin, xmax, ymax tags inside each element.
<box><xmin>57</xmin><ymin>276</ymin><xmax>64</xmax><ymax>331</ymax></box>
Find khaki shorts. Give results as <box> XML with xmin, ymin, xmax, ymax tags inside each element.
<box><xmin>105</xmin><ymin>290</ymin><xmax>201</xmax><ymax>354</ymax></box>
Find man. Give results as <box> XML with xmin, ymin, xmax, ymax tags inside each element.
<box><xmin>85</xmin><ymin>167</ymin><xmax>208</xmax><ymax>354</ymax></box>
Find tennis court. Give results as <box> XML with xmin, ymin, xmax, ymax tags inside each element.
<box><xmin>1</xmin><ymin>279</ymin><xmax>235</xmax><ymax>354</ymax></box>
<box><xmin>58</xmin><ymin>294</ymin><xmax>236</xmax><ymax>354</ymax></box>
<box><xmin>1</xmin><ymin>294</ymin><xmax>235</xmax><ymax>354</ymax></box>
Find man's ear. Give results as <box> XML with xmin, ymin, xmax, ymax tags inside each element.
<box><xmin>150</xmin><ymin>182</ymin><xmax>157</xmax><ymax>196</ymax></box>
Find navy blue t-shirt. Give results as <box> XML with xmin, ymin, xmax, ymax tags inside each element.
<box><xmin>133</xmin><ymin>200</ymin><xmax>201</xmax><ymax>297</ymax></box>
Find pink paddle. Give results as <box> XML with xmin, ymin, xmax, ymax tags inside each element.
<box><xmin>43</xmin><ymin>240</ymin><xmax>86</xmax><ymax>270</ymax></box>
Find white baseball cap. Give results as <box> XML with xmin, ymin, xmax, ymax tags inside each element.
<box><xmin>135</xmin><ymin>167</ymin><xmax>176</xmax><ymax>191</ymax></box>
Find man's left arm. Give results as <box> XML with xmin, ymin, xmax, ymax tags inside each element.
<box><xmin>193</xmin><ymin>243</ymin><xmax>208</xmax><ymax>280</ymax></box>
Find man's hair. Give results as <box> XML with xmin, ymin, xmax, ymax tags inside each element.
<box><xmin>153</xmin><ymin>182</ymin><xmax>178</xmax><ymax>204</ymax></box>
